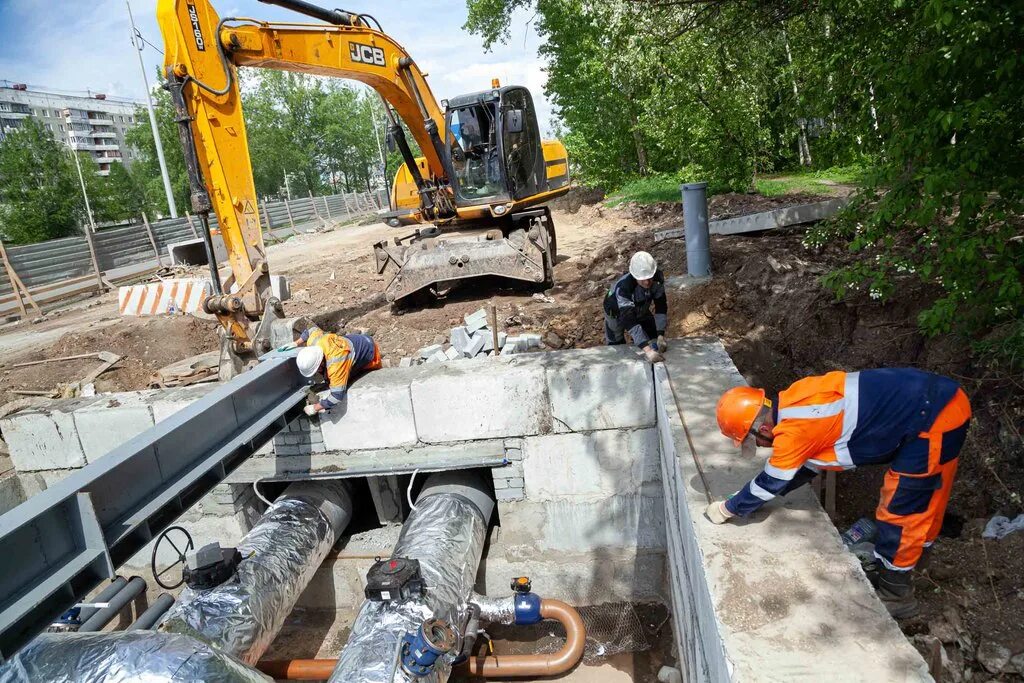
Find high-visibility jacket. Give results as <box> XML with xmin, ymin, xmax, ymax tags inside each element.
<box><xmin>725</xmin><ymin>368</ymin><xmax>962</xmax><ymax>516</ymax></box>
<box><xmin>300</xmin><ymin>326</ymin><xmax>378</xmax><ymax>409</ymax></box>
<box><xmin>602</xmin><ymin>271</ymin><xmax>668</xmax><ymax>348</ymax></box>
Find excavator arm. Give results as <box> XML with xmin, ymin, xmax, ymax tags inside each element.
<box><xmin>156</xmin><ymin>0</ymin><xmax>455</xmax><ymax>371</ymax></box>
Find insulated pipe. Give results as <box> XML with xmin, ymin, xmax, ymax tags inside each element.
<box><xmin>460</xmin><ymin>599</ymin><xmax>586</xmax><ymax>678</ymax></box>
<box><xmin>329</xmin><ymin>471</ymin><xmax>494</xmax><ymax>683</ymax></box>
<box><xmin>76</xmin><ymin>576</ymin><xmax>127</xmax><ymax>624</ymax></box>
<box><xmin>0</xmin><ymin>631</ymin><xmax>269</xmax><ymax>683</ymax></box>
<box><xmin>159</xmin><ymin>480</ymin><xmax>353</xmax><ymax>665</ymax></box>
<box><xmin>127</xmin><ymin>594</ymin><xmax>175</xmax><ymax>631</ymax></box>
<box><xmin>255</xmin><ymin>600</ymin><xmax>585</xmax><ymax>681</ymax></box>
<box><xmin>77</xmin><ymin>576</ymin><xmax>147</xmax><ymax>632</ymax></box>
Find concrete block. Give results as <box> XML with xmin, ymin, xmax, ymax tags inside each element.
<box><xmin>270</xmin><ymin>274</ymin><xmax>291</xmax><ymax>301</ymax></box>
<box><xmin>411</xmin><ymin>359</ymin><xmax>549</xmax><ymax>442</ymax></box>
<box><xmin>450</xmin><ymin>326</ymin><xmax>472</xmax><ymax>355</ymax></box>
<box><xmin>523</xmin><ymin>430</ymin><xmax>659</xmax><ymax>500</ymax></box>
<box><xmin>0</xmin><ymin>474</ymin><xmax>25</xmax><ymax>515</ymax></box>
<box><xmin>464</xmin><ymin>334</ymin><xmax>486</xmax><ymax>357</ymax></box>
<box><xmin>399</xmin><ymin>357</ymin><xmax>413</xmax><ymax>368</ymax></box>
<box><xmin>546</xmin><ymin>346</ymin><xmax>655</xmax><ymax>432</ymax></box>
<box><xmin>151</xmin><ymin>384</ymin><xmax>216</xmax><ymax>423</ymax></box>
<box><xmin>1</xmin><ymin>403</ymin><xmax>90</xmax><ymax>471</ymax></box>
<box><xmin>464</xmin><ymin>308</ymin><xmax>488</xmax><ymax>332</ymax></box>
<box><xmin>479</xmin><ymin>331</ymin><xmax>506</xmax><ymax>352</ymax></box>
<box><xmin>499</xmin><ymin>496</ymin><xmax>664</xmax><ymax>553</ymax></box>
<box><xmin>495</xmin><ymin>488</ymin><xmax>524</xmax><ymax>501</ymax></box>
<box><xmin>444</xmin><ymin>346</ymin><xmax>461</xmax><ymax>361</ymax></box>
<box><xmin>500</xmin><ymin>343</ymin><xmax>517</xmax><ymax>356</ymax></box>
<box><xmin>418</xmin><ymin>344</ymin><xmax>443</xmax><ymax>359</ymax></box>
<box><xmin>320</xmin><ymin>372</ymin><xmax>417</xmax><ymax>450</ymax></box>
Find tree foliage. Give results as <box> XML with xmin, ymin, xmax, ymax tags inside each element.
<box><xmin>466</xmin><ymin>0</ymin><xmax>1024</xmax><ymax>364</ymax></box>
<box><xmin>0</xmin><ymin>119</ymin><xmax>84</xmax><ymax>244</ymax></box>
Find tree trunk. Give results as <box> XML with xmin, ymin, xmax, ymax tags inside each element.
<box><xmin>783</xmin><ymin>29</ymin><xmax>812</xmax><ymax>167</ymax></box>
<box><xmin>629</xmin><ymin>109</ymin><xmax>649</xmax><ymax>176</ymax></box>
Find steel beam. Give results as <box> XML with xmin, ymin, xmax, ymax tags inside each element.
<box><xmin>0</xmin><ymin>353</ymin><xmax>308</xmax><ymax>661</ymax></box>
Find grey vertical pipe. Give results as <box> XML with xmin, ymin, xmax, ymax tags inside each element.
<box><xmin>76</xmin><ymin>576</ymin><xmax>127</xmax><ymax>624</ymax></box>
<box><xmin>127</xmin><ymin>594</ymin><xmax>175</xmax><ymax>631</ymax></box>
<box><xmin>78</xmin><ymin>576</ymin><xmax>147</xmax><ymax>632</ymax></box>
<box><xmin>681</xmin><ymin>182</ymin><xmax>711</xmax><ymax>277</ymax></box>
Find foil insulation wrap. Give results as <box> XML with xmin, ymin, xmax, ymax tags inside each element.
<box><xmin>470</xmin><ymin>594</ymin><xmax>516</xmax><ymax>625</ymax></box>
<box><xmin>160</xmin><ymin>480</ymin><xmax>352</xmax><ymax>665</ymax></box>
<box><xmin>330</xmin><ymin>489</ymin><xmax>490</xmax><ymax>683</ymax></box>
<box><xmin>0</xmin><ymin>631</ymin><xmax>270</xmax><ymax>683</ymax></box>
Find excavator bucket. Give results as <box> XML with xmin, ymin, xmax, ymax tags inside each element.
<box><xmin>373</xmin><ymin>208</ymin><xmax>556</xmax><ymax>303</ymax></box>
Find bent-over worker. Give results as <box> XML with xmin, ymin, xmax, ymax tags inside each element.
<box><xmin>707</xmin><ymin>368</ymin><xmax>970</xmax><ymax>617</ymax></box>
<box><xmin>604</xmin><ymin>251</ymin><xmax>669</xmax><ymax>363</ymax></box>
<box><xmin>294</xmin><ymin>325</ymin><xmax>383</xmax><ymax>415</ymax></box>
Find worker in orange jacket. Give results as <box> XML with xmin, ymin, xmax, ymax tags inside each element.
<box><xmin>293</xmin><ymin>325</ymin><xmax>383</xmax><ymax>415</ymax></box>
<box><xmin>708</xmin><ymin>368</ymin><xmax>971</xmax><ymax>618</ymax></box>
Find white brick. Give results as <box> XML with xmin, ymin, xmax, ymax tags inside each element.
<box><xmin>546</xmin><ymin>347</ymin><xmax>655</xmax><ymax>431</ymax></box>
<box><xmin>411</xmin><ymin>360</ymin><xmax>549</xmax><ymax>442</ymax></box>
<box><xmin>522</xmin><ymin>430</ymin><xmax>658</xmax><ymax>500</ymax></box>
<box><xmin>450</xmin><ymin>326</ymin><xmax>472</xmax><ymax>354</ymax></box>
<box><xmin>464</xmin><ymin>308</ymin><xmax>488</xmax><ymax>331</ymax></box>
<box><xmin>320</xmin><ymin>372</ymin><xmax>417</xmax><ymax>450</ymax></box>
<box><xmin>2</xmin><ymin>406</ymin><xmax>88</xmax><ymax>471</ymax></box>
<box><xmin>479</xmin><ymin>331</ymin><xmax>506</xmax><ymax>352</ymax></box>
<box><xmin>73</xmin><ymin>393</ymin><xmax>157</xmax><ymax>462</ymax></box>
<box><xmin>444</xmin><ymin>346</ymin><xmax>461</xmax><ymax>361</ymax></box>
<box><xmin>495</xmin><ymin>488</ymin><xmax>524</xmax><ymax>501</ymax></box>
<box><xmin>418</xmin><ymin>344</ymin><xmax>443</xmax><ymax>359</ymax></box>
<box><xmin>464</xmin><ymin>334</ymin><xmax>486</xmax><ymax>357</ymax></box>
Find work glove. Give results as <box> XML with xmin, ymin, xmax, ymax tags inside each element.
<box><xmin>643</xmin><ymin>346</ymin><xmax>665</xmax><ymax>363</ymax></box>
<box><xmin>303</xmin><ymin>403</ymin><xmax>320</xmax><ymax>417</ymax></box>
<box><xmin>276</xmin><ymin>342</ymin><xmax>298</xmax><ymax>352</ymax></box>
<box><xmin>657</xmin><ymin>335</ymin><xmax>668</xmax><ymax>352</ymax></box>
<box><xmin>705</xmin><ymin>501</ymin><xmax>734</xmax><ymax>525</ymax></box>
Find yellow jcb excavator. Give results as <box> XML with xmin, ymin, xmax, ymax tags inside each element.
<box><xmin>157</xmin><ymin>0</ymin><xmax>570</xmax><ymax>376</ymax></box>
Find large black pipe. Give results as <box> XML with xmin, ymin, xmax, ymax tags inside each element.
<box><xmin>257</xmin><ymin>0</ymin><xmax>354</xmax><ymax>25</ymax></box>
<box><xmin>78</xmin><ymin>577</ymin><xmax>147</xmax><ymax>632</ymax></box>
<box><xmin>127</xmin><ymin>594</ymin><xmax>175</xmax><ymax>632</ymax></box>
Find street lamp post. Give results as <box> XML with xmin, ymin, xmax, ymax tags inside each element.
<box><xmin>127</xmin><ymin>0</ymin><xmax>179</xmax><ymax>218</ymax></box>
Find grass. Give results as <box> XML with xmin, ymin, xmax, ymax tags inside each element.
<box><xmin>604</xmin><ymin>164</ymin><xmax>867</xmax><ymax>205</ymax></box>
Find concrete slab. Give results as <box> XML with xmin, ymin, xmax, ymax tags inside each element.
<box><xmin>319</xmin><ymin>370</ymin><xmax>417</xmax><ymax>451</ymax></box>
<box><xmin>659</xmin><ymin>337</ymin><xmax>930</xmax><ymax>681</ymax></box>
<box><xmin>150</xmin><ymin>384</ymin><xmax>217</xmax><ymax>423</ymax></box>
<box><xmin>544</xmin><ymin>347</ymin><xmax>655</xmax><ymax>432</ymax></box>
<box><xmin>73</xmin><ymin>391</ymin><xmax>158</xmax><ymax>462</ymax></box>
<box><xmin>411</xmin><ymin>358</ymin><xmax>550</xmax><ymax>442</ymax></box>
<box><xmin>0</xmin><ymin>399</ymin><xmax>95</xmax><ymax>471</ymax></box>
<box><xmin>522</xmin><ymin>429</ymin><xmax>659</xmax><ymax>500</ymax></box>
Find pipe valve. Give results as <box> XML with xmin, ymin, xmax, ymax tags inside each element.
<box><xmin>400</xmin><ymin>618</ymin><xmax>457</xmax><ymax>678</ymax></box>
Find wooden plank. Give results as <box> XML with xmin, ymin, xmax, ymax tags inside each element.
<box><xmin>185</xmin><ymin>211</ymin><xmax>200</xmax><ymax>238</ymax></box>
<box><xmin>283</xmin><ymin>198</ymin><xmax>296</xmax><ymax>229</ymax></box>
<box><xmin>0</xmin><ymin>275</ymin><xmax>94</xmax><ymax>305</ymax></box>
<box><xmin>0</xmin><ymin>239</ymin><xmax>41</xmax><ymax>317</ymax></box>
<box><xmin>309</xmin><ymin>191</ymin><xmax>323</xmax><ymax>221</ymax></box>
<box><xmin>322</xmin><ymin>195</ymin><xmax>332</xmax><ymax>219</ymax></box>
<box><xmin>260</xmin><ymin>200</ymin><xmax>273</xmax><ymax>231</ymax></box>
<box><xmin>141</xmin><ymin>213</ymin><xmax>164</xmax><ymax>266</ymax></box>
<box><xmin>80</xmin><ymin>223</ymin><xmax>106</xmax><ymax>293</ymax></box>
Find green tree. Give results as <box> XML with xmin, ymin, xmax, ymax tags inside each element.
<box><xmin>0</xmin><ymin>119</ymin><xmax>83</xmax><ymax>244</ymax></box>
<box><xmin>123</xmin><ymin>79</ymin><xmax>189</xmax><ymax>217</ymax></box>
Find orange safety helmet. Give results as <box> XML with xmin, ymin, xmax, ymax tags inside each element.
<box><xmin>716</xmin><ymin>386</ymin><xmax>768</xmax><ymax>446</ymax></box>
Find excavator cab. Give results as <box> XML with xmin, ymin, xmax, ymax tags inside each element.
<box><xmin>446</xmin><ymin>86</ymin><xmax>546</xmax><ymax>205</ymax></box>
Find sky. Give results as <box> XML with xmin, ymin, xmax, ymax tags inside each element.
<box><xmin>0</xmin><ymin>0</ymin><xmax>555</xmax><ymax>132</ymax></box>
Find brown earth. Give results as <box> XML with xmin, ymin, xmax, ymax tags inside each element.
<box><xmin>0</xmin><ymin>187</ymin><xmax>1021</xmax><ymax>678</ymax></box>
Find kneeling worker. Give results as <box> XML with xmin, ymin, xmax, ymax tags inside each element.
<box><xmin>708</xmin><ymin>368</ymin><xmax>971</xmax><ymax>618</ymax></box>
<box><xmin>604</xmin><ymin>251</ymin><xmax>669</xmax><ymax>362</ymax></box>
<box><xmin>294</xmin><ymin>325</ymin><xmax>383</xmax><ymax>416</ymax></box>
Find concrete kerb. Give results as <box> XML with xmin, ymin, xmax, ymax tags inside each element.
<box><xmin>658</xmin><ymin>338</ymin><xmax>932</xmax><ymax>682</ymax></box>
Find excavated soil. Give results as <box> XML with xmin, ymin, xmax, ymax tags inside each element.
<box><xmin>0</xmin><ymin>187</ymin><xmax>1020</xmax><ymax>678</ymax></box>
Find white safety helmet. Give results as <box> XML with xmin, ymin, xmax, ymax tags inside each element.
<box><xmin>296</xmin><ymin>346</ymin><xmax>325</xmax><ymax>378</ymax></box>
<box><xmin>629</xmin><ymin>251</ymin><xmax>657</xmax><ymax>280</ymax></box>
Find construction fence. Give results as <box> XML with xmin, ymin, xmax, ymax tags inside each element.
<box><xmin>0</xmin><ymin>190</ymin><xmax>383</xmax><ymax>318</ymax></box>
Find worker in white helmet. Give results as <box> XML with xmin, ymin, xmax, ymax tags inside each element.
<box><xmin>294</xmin><ymin>325</ymin><xmax>382</xmax><ymax>416</ymax></box>
<box><xmin>603</xmin><ymin>251</ymin><xmax>669</xmax><ymax>363</ymax></box>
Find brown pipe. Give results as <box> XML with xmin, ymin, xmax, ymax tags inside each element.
<box><xmin>256</xmin><ymin>658</ymin><xmax>335</xmax><ymax>680</ymax></box>
<box><xmin>255</xmin><ymin>599</ymin><xmax>585</xmax><ymax>680</ymax></box>
<box><xmin>460</xmin><ymin>599</ymin><xmax>586</xmax><ymax>678</ymax></box>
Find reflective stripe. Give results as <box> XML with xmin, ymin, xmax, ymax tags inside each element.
<box><xmin>834</xmin><ymin>372</ymin><xmax>860</xmax><ymax>467</ymax></box>
<box><xmin>326</xmin><ymin>355</ymin><xmax>350</xmax><ymax>366</ymax></box>
<box><xmin>873</xmin><ymin>551</ymin><xmax>913</xmax><ymax>571</ymax></box>
<box><xmin>778</xmin><ymin>399</ymin><xmax>844</xmax><ymax>420</ymax></box>
<box><xmin>764</xmin><ymin>462</ymin><xmax>800</xmax><ymax>481</ymax></box>
<box><xmin>806</xmin><ymin>458</ymin><xmax>854</xmax><ymax>471</ymax></box>
<box><xmin>749</xmin><ymin>480</ymin><xmax>775</xmax><ymax>501</ymax></box>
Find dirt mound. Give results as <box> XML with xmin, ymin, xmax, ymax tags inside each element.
<box><xmin>547</xmin><ymin>185</ymin><xmax>606</xmax><ymax>213</ymax></box>
<box><xmin>0</xmin><ymin>316</ymin><xmax>219</xmax><ymax>404</ymax></box>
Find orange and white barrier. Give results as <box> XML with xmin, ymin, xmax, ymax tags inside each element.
<box><xmin>118</xmin><ymin>278</ymin><xmax>212</xmax><ymax>317</ymax></box>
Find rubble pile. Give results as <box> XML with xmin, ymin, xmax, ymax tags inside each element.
<box><xmin>398</xmin><ymin>308</ymin><xmax>543</xmax><ymax>367</ymax></box>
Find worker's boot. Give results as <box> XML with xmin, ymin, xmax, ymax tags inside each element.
<box><xmin>875</xmin><ymin>567</ymin><xmax>918</xmax><ymax>619</ymax></box>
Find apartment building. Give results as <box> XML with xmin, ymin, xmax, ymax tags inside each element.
<box><xmin>0</xmin><ymin>81</ymin><xmax>143</xmax><ymax>176</ymax></box>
